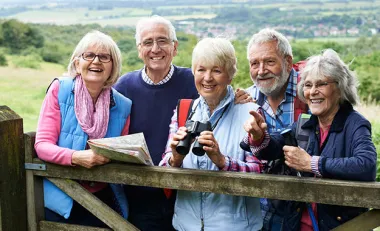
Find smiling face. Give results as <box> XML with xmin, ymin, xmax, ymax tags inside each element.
<box><xmin>248</xmin><ymin>41</ymin><xmax>292</xmax><ymax>97</ymax></box>
<box><xmin>75</xmin><ymin>45</ymin><xmax>113</xmax><ymax>88</ymax></box>
<box><xmin>137</xmin><ymin>23</ymin><xmax>178</xmax><ymax>79</ymax></box>
<box><xmin>303</xmin><ymin>76</ymin><xmax>340</xmax><ymax>123</ymax></box>
<box><xmin>194</xmin><ymin>64</ymin><xmax>231</xmax><ymax>106</ymax></box>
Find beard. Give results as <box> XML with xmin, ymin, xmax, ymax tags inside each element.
<box><xmin>252</xmin><ymin>65</ymin><xmax>289</xmax><ymax>97</ymax></box>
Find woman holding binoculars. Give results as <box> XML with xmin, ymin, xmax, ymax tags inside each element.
<box><xmin>159</xmin><ymin>37</ymin><xmax>266</xmax><ymax>231</ymax></box>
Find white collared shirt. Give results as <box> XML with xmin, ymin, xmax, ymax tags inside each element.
<box><xmin>142</xmin><ymin>64</ymin><xmax>174</xmax><ymax>85</ymax></box>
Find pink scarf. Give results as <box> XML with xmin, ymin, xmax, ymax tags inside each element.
<box><xmin>74</xmin><ymin>75</ymin><xmax>110</xmax><ymax>139</ymax></box>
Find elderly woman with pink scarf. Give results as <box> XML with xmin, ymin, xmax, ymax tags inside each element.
<box><xmin>35</xmin><ymin>30</ymin><xmax>131</xmax><ymax>227</ymax></box>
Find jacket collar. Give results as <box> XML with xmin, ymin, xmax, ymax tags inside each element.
<box><xmin>302</xmin><ymin>101</ymin><xmax>353</xmax><ymax>132</ymax></box>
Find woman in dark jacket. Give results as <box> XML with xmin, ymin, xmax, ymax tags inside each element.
<box><xmin>243</xmin><ymin>49</ymin><xmax>377</xmax><ymax>231</ymax></box>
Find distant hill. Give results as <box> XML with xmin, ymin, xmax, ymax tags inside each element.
<box><xmin>1</xmin><ymin>0</ymin><xmax>379</xmax><ymax>39</ymax></box>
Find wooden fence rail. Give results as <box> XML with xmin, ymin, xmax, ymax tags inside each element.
<box><xmin>1</xmin><ymin>106</ymin><xmax>380</xmax><ymax>231</ymax></box>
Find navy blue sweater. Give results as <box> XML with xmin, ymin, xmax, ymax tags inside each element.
<box><xmin>114</xmin><ymin>66</ymin><xmax>198</xmax><ymax>165</ymax></box>
<box><xmin>114</xmin><ymin>66</ymin><xmax>198</xmax><ymax>230</ymax></box>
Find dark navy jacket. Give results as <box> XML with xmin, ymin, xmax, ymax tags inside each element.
<box><xmin>257</xmin><ymin>101</ymin><xmax>377</xmax><ymax>230</ymax></box>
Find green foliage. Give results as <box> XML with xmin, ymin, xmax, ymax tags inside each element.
<box><xmin>231</xmin><ymin>39</ymin><xmax>251</xmax><ymax>89</ymax></box>
<box><xmin>356</xmin><ymin>65</ymin><xmax>380</xmax><ymax>102</ymax></box>
<box><xmin>124</xmin><ymin>50</ymin><xmax>142</xmax><ymax>66</ymax></box>
<box><xmin>118</xmin><ymin>38</ymin><xmax>135</xmax><ymax>53</ymax></box>
<box><xmin>1</xmin><ymin>19</ymin><xmax>44</xmax><ymax>53</ymax></box>
<box><xmin>0</xmin><ymin>53</ymin><xmax>7</xmax><ymax>66</ymax></box>
<box><xmin>40</xmin><ymin>42</ymin><xmax>71</xmax><ymax>65</ymax></box>
<box><xmin>173</xmin><ymin>32</ymin><xmax>198</xmax><ymax>68</ymax></box>
<box><xmin>291</xmin><ymin>40</ymin><xmax>346</xmax><ymax>62</ymax></box>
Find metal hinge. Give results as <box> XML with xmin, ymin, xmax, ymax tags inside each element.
<box><xmin>24</xmin><ymin>163</ymin><xmax>46</xmax><ymax>171</ymax></box>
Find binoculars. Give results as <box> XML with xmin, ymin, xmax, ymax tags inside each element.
<box><xmin>280</xmin><ymin>128</ymin><xmax>298</xmax><ymax>146</ymax></box>
<box><xmin>176</xmin><ymin>120</ymin><xmax>211</xmax><ymax>156</ymax></box>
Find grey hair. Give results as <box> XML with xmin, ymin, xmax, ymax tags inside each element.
<box><xmin>191</xmin><ymin>37</ymin><xmax>237</xmax><ymax>80</ymax></box>
<box><xmin>297</xmin><ymin>49</ymin><xmax>359</xmax><ymax>105</ymax></box>
<box><xmin>135</xmin><ymin>15</ymin><xmax>177</xmax><ymax>45</ymax></box>
<box><xmin>67</xmin><ymin>30</ymin><xmax>122</xmax><ymax>88</ymax></box>
<box><xmin>247</xmin><ymin>28</ymin><xmax>293</xmax><ymax>60</ymax></box>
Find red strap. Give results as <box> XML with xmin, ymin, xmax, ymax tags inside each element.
<box><xmin>164</xmin><ymin>99</ymin><xmax>194</xmax><ymax>199</ymax></box>
<box><xmin>177</xmin><ymin>99</ymin><xmax>193</xmax><ymax>127</ymax></box>
<box><xmin>163</xmin><ymin>188</ymin><xmax>173</xmax><ymax>199</ymax></box>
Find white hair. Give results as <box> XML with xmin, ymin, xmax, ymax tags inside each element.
<box><xmin>135</xmin><ymin>15</ymin><xmax>177</xmax><ymax>45</ymax></box>
<box><xmin>298</xmin><ymin>49</ymin><xmax>359</xmax><ymax>105</ymax></box>
<box><xmin>247</xmin><ymin>28</ymin><xmax>293</xmax><ymax>60</ymax></box>
<box><xmin>192</xmin><ymin>37</ymin><xmax>237</xmax><ymax>80</ymax></box>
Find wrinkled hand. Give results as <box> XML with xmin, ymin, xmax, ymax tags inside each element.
<box><xmin>197</xmin><ymin>131</ymin><xmax>225</xmax><ymax>169</ymax></box>
<box><xmin>71</xmin><ymin>149</ymin><xmax>110</xmax><ymax>169</ymax></box>
<box><xmin>234</xmin><ymin>88</ymin><xmax>254</xmax><ymax>104</ymax></box>
<box><xmin>283</xmin><ymin>145</ymin><xmax>312</xmax><ymax>172</ymax></box>
<box><xmin>169</xmin><ymin>126</ymin><xmax>187</xmax><ymax>167</ymax></box>
<box><xmin>244</xmin><ymin>110</ymin><xmax>267</xmax><ymax>141</ymax></box>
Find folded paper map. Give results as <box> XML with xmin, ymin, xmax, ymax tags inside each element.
<box><xmin>88</xmin><ymin>133</ymin><xmax>153</xmax><ymax>166</ymax></box>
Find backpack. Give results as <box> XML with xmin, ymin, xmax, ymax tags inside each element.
<box><xmin>293</xmin><ymin>60</ymin><xmax>308</xmax><ymax>121</ymax></box>
<box><xmin>163</xmin><ymin>99</ymin><xmax>195</xmax><ymax>199</ymax></box>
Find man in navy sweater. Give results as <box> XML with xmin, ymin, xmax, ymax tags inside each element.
<box><xmin>115</xmin><ymin>15</ymin><xmax>251</xmax><ymax>231</ymax></box>
<box><xmin>114</xmin><ymin>15</ymin><xmax>198</xmax><ymax>231</ymax></box>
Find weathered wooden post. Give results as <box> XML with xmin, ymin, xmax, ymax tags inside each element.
<box><xmin>0</xmin><ymin>106</ymin><xmax>27</xmax><ymax>231</ymax></box>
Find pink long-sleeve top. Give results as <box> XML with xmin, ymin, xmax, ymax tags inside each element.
<box><xmin>34</xmin><ymin>80</ymin><xmax>130</xmax><ymax>191</ymax></box>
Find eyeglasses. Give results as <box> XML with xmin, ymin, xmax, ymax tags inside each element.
<box><xmin>81</xmin><ymin>52</ymin><xmax>112</xmax><ymax>63</ymax></box>
<box><xmin>303</xmin><ymin>81</ymin><xmax>337</xmax><ymax>91</ymax></box>
<box><xmin>139</xmin><ymin>38</ymin><xmax>173</xmax><ymax>49</ymax></box>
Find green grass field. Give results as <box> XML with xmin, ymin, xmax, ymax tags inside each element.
<box><xmin>0</xmin><ymin>57</ymin><xmax>65</xmax><ymax>132</ymax></box>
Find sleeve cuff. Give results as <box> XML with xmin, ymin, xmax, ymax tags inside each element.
<box><xmin>221</xmin><ymin>156</ymin><xmax>231</xmax><ymax>171</ymax></box>
<box><xmin>311</xmin><ymin>156</ymin><xmax>321</xmax><ymax>177</ymax></box>
<box><xmin>248</xmin><ymin>133</ymin><xmax>265</xmax><ymax>146</ymax></box>
<box><xmin>159</xmin><ymin>152</ymin><xmax>173</xmax><ymax>167</ymax></box>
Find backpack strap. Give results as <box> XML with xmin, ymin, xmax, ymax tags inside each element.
<box><xmin>177</xmin><ymin>99</ymin><xmax>195</xmax><ymax>127</ymax></box>
<box><xmin>164</xmin><ymin>99</ymin><xmax>194</xmax><ymax>200</ymax></box>
<box><xmin>295</xmin><ymin>113</ymin><xmax>312</xmax><ymax>151</ymax></box>
<box><xmin>46</xmin><ymin>77</ymin><xmax>60</xmax><ymax>94</ymax></box>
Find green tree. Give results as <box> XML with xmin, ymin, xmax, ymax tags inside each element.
<box><xmin>118</xmin><ymin>38</ymin><xmax>135</xmax><ymax>53</ymax></box>
<box><xmin>1</xmin><ymin>19</ymin><xmax>44</xmax><ymax>53</ymax></box>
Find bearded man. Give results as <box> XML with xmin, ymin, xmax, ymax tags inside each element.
<box><xmin>246</xmin><ymin>28</ymin><xmax>302</xmax><ymax>231</ymax></box>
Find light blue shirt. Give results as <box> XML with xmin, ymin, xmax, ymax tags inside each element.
<box><xmin>173</xmin><ymin>86</ymin><xmax>263</xmax><ymax>231</ymax></box>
